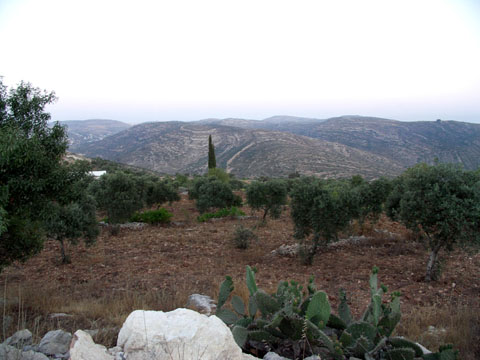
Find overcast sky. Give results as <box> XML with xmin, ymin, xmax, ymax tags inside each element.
<box><xmin>1</xmin><ymin>0</ymin><xmax>479</xmax><ymax>123</ymax></box>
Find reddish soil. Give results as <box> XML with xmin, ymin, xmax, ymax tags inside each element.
<box><xmin>2</xmin><ymin>195</ymin><xmax>479</xmax><ymax>317</ymax></box>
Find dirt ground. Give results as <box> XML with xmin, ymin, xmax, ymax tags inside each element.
<box><xmin>1</xmin><ymin>195</ymin><xmax>479</xmax><ymax>356</ymax></box>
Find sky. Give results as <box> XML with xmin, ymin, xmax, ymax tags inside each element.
<box><xmin>1</xmin><ymin>0</ymin><xmax>480</xmax><ymax>124</ymax></box>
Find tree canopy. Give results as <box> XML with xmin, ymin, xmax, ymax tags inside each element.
<box><xmin>88</xmin><ymin>170</ymin><xmax>179</xmax><ymax>224</ymax></box>
<box><xmin>386</xmin><ymin>163</ymin><xmax>480</xmax><ymax>281</ymax></box>
<box><xmin>246</xmin><ymin>179</ymin><xmax>287</xmax><ymax>222</ymax></box>
<box><xmin>0</xmin><ymin>79</ymin><xmax>98</xmax><ymax>268</ymax></box>
<box><xmin>189</xmin><ymin>176</ymin><xmax>241</xmax><ymax>213</ymax></box>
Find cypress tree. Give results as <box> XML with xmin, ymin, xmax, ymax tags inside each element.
<box><xmin>208</xmin><ymin>135</ymin><xmax>216</xmax><ymax>169</ymax></box>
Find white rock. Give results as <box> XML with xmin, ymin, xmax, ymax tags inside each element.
<box><xmin>69</xmin><ymin>330</ymin><xmax>114</xmax><ymax>360</ymax></box>
<box><xmin>186</xmin><ymin>294</ymin><xmax>217</xmax><ymax>315</ymax></box>
<box><xmin>117</xmin><ymin>308</ymin><xmax>246</xmax><ymax>360</ymax></box>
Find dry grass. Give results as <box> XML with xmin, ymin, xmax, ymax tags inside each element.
<box><xmin>396</xmin><ymin>303</ymin><xmax>480</xmax><ymax>360</ymax></box>
<box><xmin>1</xmin><ymin>280</ymin><xmax>192</xmax><ymax>347</ymax></box>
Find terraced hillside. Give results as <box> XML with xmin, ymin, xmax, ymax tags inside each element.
<box><xmin>73</xmin><ymin>121</ymin><xmax>404</xmax><ymax>179</ymax></box>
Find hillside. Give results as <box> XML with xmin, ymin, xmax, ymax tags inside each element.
<box><xmin>72</xmin><ymin>122</ymin><xmax>404</xmax><ymax>179</ymax></box>
<box><xmin>203</xmin><ymin>115</ymin><xmax>480</xmax><ymax>170</ymax></box>
<box><xmin>56</xmin><ymin>119</ymin><xmax>131</xmax><ymax>146</ymax></box>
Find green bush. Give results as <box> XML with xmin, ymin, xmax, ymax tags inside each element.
<box><xmin>130</xmin><ymin>208</ymin><xmax>173</xmax><ymax>224</ymax></box>
<box><xmin>197</xmin><ymin>206</ymin><xmax>245</xmax><ymax>222</ymax></box>
<box><xmin>232</xmin><ymin>225</ymin><xmax>256</xmax><ymax>249</ymax></box>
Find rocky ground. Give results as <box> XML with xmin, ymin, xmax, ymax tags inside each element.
<box><xmin>0</xmin><ymin>195</ymin><xmax>479</xmax><ymax>359</ymax></box>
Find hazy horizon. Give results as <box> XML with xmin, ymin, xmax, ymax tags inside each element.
<box><xmin>2</xmin><ymin>0</ymin><xmax>480</xmax><ymax>124</ymax></box>
<box><xmin>53</xmin><ymin>113</ymin><xmax>479</xmax><ymax>126</ymax></box>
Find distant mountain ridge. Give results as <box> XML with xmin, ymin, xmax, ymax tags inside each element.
<box><xmin>198</xmin><ymin>115</ymin><xmax>480</xmax><ymax>170</ymax></box>
<box><xmin>68</xmin><ymin>116</ymin><xmax>480</xmax><ymax>178</ymax></box>
<box><xmin>55</xmin><ymin>119</ymin><xmax>130</xmax><ymax>146</ymax></box>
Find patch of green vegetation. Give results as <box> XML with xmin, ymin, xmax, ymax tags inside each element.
<box><xmin>197</xmin><ymin>206</ymin><xmax>245</xmax><ymax>222</ymax></box>
<box><xmin>130</xmin><ymin>208</ymin><xmax>173</xmax><ymax>224</ymax></box>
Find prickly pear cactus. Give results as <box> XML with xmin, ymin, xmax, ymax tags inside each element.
<box><xmin>216</xmin><ymin>266</ymin><xmax>458</xmax><ymax>360</ymax></box>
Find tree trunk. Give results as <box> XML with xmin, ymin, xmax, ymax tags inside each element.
<box><xmin>59</xmin><ymin>238</ymin><xmax>69</xmax><ymax>264</ymax></box>
<box><xmin>262</xmin><ymin>208</ymin><xmax>269</xmax><ymax>223</ymax></box>
<box><xmin>425</xmin><ymin>243</ymin><xmax>442</xmax><ymax>282</ymax></box>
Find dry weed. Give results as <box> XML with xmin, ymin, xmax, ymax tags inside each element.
<box><xmin>396</xmin><ymin>303</ymin><xmax>480</xmax><ymax>360</ymax></box>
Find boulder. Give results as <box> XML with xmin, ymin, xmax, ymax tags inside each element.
<box><xmin>4</xmin><ymin>329</ymin><xmax>32</xmax><ymax>347</ymax></box>
<box><xmin>0</xmin><ymin>344</ymin><xmax>48</xmax><ymax>360</ymax></box>
<box><xmin>69</xmin><ymin>330</ymin><xmax>114</xmax><ymax>360</ymax></box>
<box><xmin>186</xmin><ymin>294</ymin><xmax>217</xmax><ymax>315</ymax></box>
<box><xmin>117</xmin><ymin>308</ymin><xmax>247</xmax><ymax>360</ymax></box>
<box><xmin>0</xmin><ymin>344</ymin><xmax>22</xmax><ymax>360</ymax></box>
<box><xmin>38</xmin><ymin>329</ymin><xmax>72</xmax><ymax>356</ymax></box>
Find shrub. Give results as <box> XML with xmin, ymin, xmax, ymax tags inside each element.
<box><xmin>109</xmin><ymin>224</ymin><xmax>120</xmax><ymax>236</ymax></box>
<box><xmin>232</xmin><ymin>225</ymin><xmax>256</xmax><ymax>249</ymax></box>
<box><xmin>197</xmin><ymin>207</ymin><xmax>245</xmax><ymax>222</ymax></box>
<box><xmin>130</xmin><ymin>208</ymin><xmax>173</xmax><ymax>224</ymax></box>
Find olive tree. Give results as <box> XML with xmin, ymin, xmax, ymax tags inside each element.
<box><xmin>246</xmin><ymin>179</ymin><xmax>287</xmax><ymax>222</ymax></box>
<box><xmin>89</xmin><ymin>171</ymin><xmax>179</xmax><ymax>224</ymax></box>
<box><xmin>353</xmin><ymin>177</ymin><xmax>393</xmax><ymax>225</ymax></box>
<box><xmin>89</xmin><ymin>171</ymin><xmax>144</xmax><ymax>224</ymax></box>
<box><xmin>189</xmin><ymin>176</ymin><xmax>242</xmax><ymax>213</ymax></box>
<box><xmin>290</xmin><ymin>178</ymin><xmax>356</xmax><ymax>264</ymax></box>
<box><xmin>0</xmin><ymin>80</ymin><xmax>68</xmax><ymax>269</ymax></box>
<box><xmin>45</xmin><ymin>161</ymin><xmax>99</xmax><ymax>263</ymax></box>
<box><xmin>0</xmin><ymin>79</ymin><xmax>100</xmax><ymax>268</ymax></box>
<box><xmin>386</xmin><ymin>163</ymin><xmax>480</xmax><ymax>281</ymax></box>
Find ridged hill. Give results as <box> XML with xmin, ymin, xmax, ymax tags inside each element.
<box><xmin>72</xmin><ymin>121</ymin><xmax>404</xmax><ymax>179</ymax></box>
<box><xmin>200</xmin><ymin>115</ymin><xmax>480</xmax><ymax>170</ymax></box>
